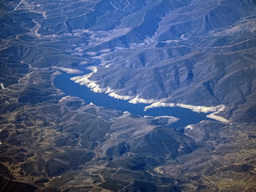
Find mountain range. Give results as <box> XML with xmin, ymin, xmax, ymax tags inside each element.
<box><xmin>0</xmin><ymin>0</ymin><xmax>256</xmax><ymax>191</ymax></box>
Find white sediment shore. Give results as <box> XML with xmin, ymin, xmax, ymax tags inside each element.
<box><xmin>70</xmin><ymin>67</ymin><xmax>229</xmax><ymax>123</ymax></box>
<box><xmin>0</xmin><ymin>83</ymin><xmax>4</xmax><ymax>89</ymax></box>
<box><xmin>145</xmin><ymin>102</ymin><xmax>228</xmax><ymax>123</ymax></box>
<box><xmin>206</xmin><ymin>107</ymin><xmax>229</xmax><ymax>123</ymax></box>
<box><xmin>71</xmin><ymin>70</ymin><xmax>133</xmax><ymax>100</ymax></box>
<box><xmin>54</xmin><ymin>67</ymin><xmax>82</xmax><ymax>74</ymax></box>
<box><xmin>129</xmin><ymin>95</ymin><xmax>158</xmax><ymax>104</ymax></box>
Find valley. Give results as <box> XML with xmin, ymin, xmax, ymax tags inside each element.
<box><xmin>0</xmin><ymin>0</ymin><xmax>256</xmax><ymax>191</ymax></box>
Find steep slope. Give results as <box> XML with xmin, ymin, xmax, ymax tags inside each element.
<box><xmin>73</xmin><ymin>0</ymin><xmax>256</xmax><ymax>123</ymax></box>
<box><xmin>0</xmin><ymin>0</ymin><xmax>256</xmax><ymax>191</ymax></box>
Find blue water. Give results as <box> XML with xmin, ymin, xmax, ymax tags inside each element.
<box><xmin>54</xmin><ymin>69</ymin><xmax>212</xmax><ymax>128</ymax></box>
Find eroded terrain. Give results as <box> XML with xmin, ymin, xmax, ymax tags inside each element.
<box><xmin>0</xmin><ymin>0</ymin><xmax>256</xmax><ymax>191</ymax></box>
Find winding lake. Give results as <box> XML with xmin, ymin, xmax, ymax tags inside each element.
<box><xmin>54</xmin><ymin>69</ymin><xmax>213</xmax><ymax>128</ymax></box>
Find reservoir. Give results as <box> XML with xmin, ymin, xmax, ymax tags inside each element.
<box><xmin>54</xmin><ymin>69</ymin><xmax>213</xmax><ymax>128</ymax></box>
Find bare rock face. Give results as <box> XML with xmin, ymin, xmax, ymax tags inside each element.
<box><xmin>0</xmin><ymin>0</ymin><xmax>256</xmax><ymax>191</ymax></box>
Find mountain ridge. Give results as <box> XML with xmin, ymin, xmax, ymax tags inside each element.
<box><xmin>0</xmin><ymin>0</ymin><xmax>256</xmax><ymax>191</ymax></box>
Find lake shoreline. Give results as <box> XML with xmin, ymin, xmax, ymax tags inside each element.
<box><xmin>54</xmin><ymin>69</ymin><xmax>215</xmax><ymax>128</ymax></box>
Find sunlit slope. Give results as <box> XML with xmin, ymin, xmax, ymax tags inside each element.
<box><xmin>65</xmin><ymin>0</ymin><xmax>256</xmax><ymax>123</ymax></box>
<box><xmin>0</xmin><ymin>0</ymin><xmax>256</xmax><ymax>191</ymax></box>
